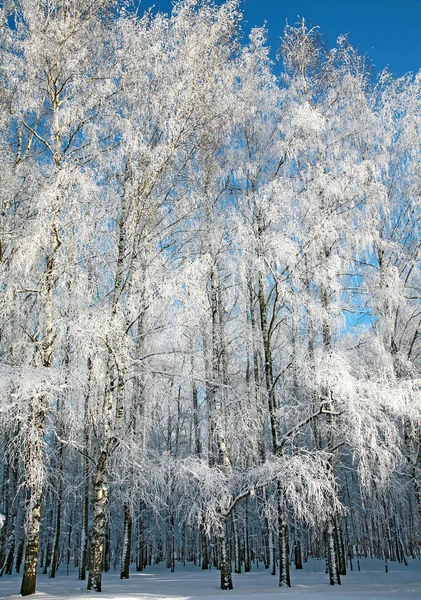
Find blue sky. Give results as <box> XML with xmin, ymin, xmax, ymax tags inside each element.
<box><xmin>140</xmin><ymin>0</ymin><xmax>421</xmax><ymax>76</ymax></box>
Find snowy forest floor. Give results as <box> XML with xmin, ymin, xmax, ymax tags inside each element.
<box><xmin>1</xmin><ymin>559</ymin><xmax>421</xmax><ymax>600</ymax></box>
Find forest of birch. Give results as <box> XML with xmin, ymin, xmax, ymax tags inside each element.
<box><xmin>0</xmin><ymin>0</ymin><xmax>420</xmax><ymax>595</ymax></box>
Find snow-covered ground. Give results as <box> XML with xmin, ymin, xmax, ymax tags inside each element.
<box><xmin>1</xmin><ymin>559</ymin><xmax>421</xmax><ymax>600</ymax></box>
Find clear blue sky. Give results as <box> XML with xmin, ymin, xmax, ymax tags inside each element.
<box><xmin>139</xmin><ymin>0</ymin><xmax>421</xmax><ymax>76</ymax></box>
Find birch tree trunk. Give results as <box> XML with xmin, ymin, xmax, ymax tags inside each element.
<box><xmin>0</xmin><ymin>435</ymin><xmax>13</xmax><ymax>576</ymax></box>
<box><xmin>244</xmin><ymin>497</ymin><xmax>251</xmax><ymax>572</ymax></box>
<box><xmin>278</xmin><ymin>490</ymin><xmax>291</xmax><ymax>588</ymax></box>
<box><xmin>257</xmin><ymin>261</ymin><xmax>291</xmax><ymax>588</ymax></box>
<box><xmin>20</xmin><ymin>499</ymin><xmax>42</xmax><ymax>596</ymax></box>
<box><xmin>120</xmin><ymin>503</ymin><xmax>132</xmax><ymax>579</ymax></box>
<box><xmin>79</xmin><ymin>359</ymin><xmax>92</xmax><ymax>581</ymax></box>
<box><xmin>209</xmin><ymin>256</ymin><xmax>232</xmax><ymax>589</ymax></box>
<box><xmin>219</xmin><ymin>517</ymin><xmax>233</xmax><ymax>590</ymax></box>
<box><xmin>233</xmin><ymin>509</ymin><xmax>241</xmax><ymax>574</ymax></box>
<box><xmin>87</xmin><ymin>182</ymin><xmax>128</xmax><ymax>590</ymax></box>
<box><xmin>87</xmin><ymin>450</ymin><xmax>110</xmax><ymax>591</ymax></box>
<box><xmin>326</xmin><ymin>520</ymin><xmax>341</xmax><ymax>586</ymax></box>
<box><xmin>20</xmin><ymin>219</ymin><xmax>60</xmax><ymax>595</ymax></box>
<box><xmin>49</xmin><ymin>444</ymin><xmax>63</xmax><ymax>578</ymax></box>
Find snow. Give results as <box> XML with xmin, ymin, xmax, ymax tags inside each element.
<box><xmin>1</xmin><ymin>559</ymin><xmax>420</xmax><ymax>600</ymax></box>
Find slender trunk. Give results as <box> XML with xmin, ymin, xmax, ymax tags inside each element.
<box><xmin>201</xmin><ymin>530</ymin><xmax>209</xmax><ymax>570</ymax></box>
<box><xmin>208</xmin><ymin>262</ymin><xmax>233</xmax><ymax>589</ymax></box>
<box><xmin>49</xmin><ymin>444</ymin><xmax>64</xmax><ymax>578</ymax></box>
<box><xmin>87</xmin><ymin>450</ymin><xmax>109</xmax><ymax>592</ymax></box>
<box><xmin>79</xmin><ymin>357</ymin><xmax>92</xmax><ymax>581</ymax></box>
<box><xmin>21</xmin><ymin>216</ymin><xmax>60</xmax><ymax>595</ymax></box>
<box><xmin>320</xmin><ymin>274</ymin><xmax>343</xmax><ymax>586</ymax></box>
<box><xmin>244</xmin><ymin>497</ymin><xmax>251</xmax><ymax>572</ymax></box>
<box><xmin>1</xmin><ymin>523</ymin><xmax>16</xmax><ymax>576</ymax></box>
<box><xmin>20</xmin><ymin>500</ymin><xmax>42</xmax><ymax>596</ymax></box>
<box><xmin>335</xmin><ymin>517</ymin><xmax>346</xmax><ymax>576</ymax></box>
<box><xmin>86</xmin><ymin>172</ymin><xmax>130</xmax><ymax>590</ymax></box>
<box><xmin>0</xmin><ymin>442</ymin><xmax>10</xmax><ymax>572</ymax></box>
<box><xmin>165</xmin><ymin>512</ymin><xmax>175</xmax><ymax>572</ymax></box>
<box><xmin>15</xmin><ymin>536</ymin><xmax>25</xmax><ymax>574</ymax></box>
<box><xmin>49</xmin><ymin>491</ymin><xmax>62</xmax><ymax>578</ymax></box>
<box><xmin>42</xmin><ymin>510</ymin><xmax>52</xmax><ymax>575</ymax></box>
<box><xmin>192</xmin><ymin>374</ymin><xmax>201</xmax><ymax>457</ymax></box>
<box><xmin>411</xmin><ymin>450</ymin><xmax>421</xmax><ymax>522</ymax></box>
<box><xmin>248</xmin><ymin>276</ymin><xmax>266</xmax><ymax>463</ymax></box>
<box><xmin>0</xmin><ymin>438</ymin><xmax>17</xmax><ymax>577</ymax></box>
<box><xmin>233</xmin><ymin>509</ymin><xmax>241</xmax><ymax>574</ymax></box>
<box><xmin>79</xmin><ymin>451</ymin><xmax>90</xmax><ymax>581</ymax></box>
<box><xmin>270</xmin><ymin>528</ymin><xmax>276</xmax><ymax>576</ymax></box>
<box><xmin>65</xmin><ymin>512</ymin><xmax>73</xmax><ymax>575</ymax></box>
<box><xmin>136</xmin><ymin>512</ymin><xmax>144</xmax><ymax>572</ymax></box>
<box><xmin>219</xmin><ymin>517</ymin><xmax>233</xmax><ymax>590</ymax></box>
<box><xmin>11</xmin><ymin>502</ymin><xmax>25</xmax><ymax>575</ymax></box>
<box><xmin>170</xmin><ymin>515</ymin><xmax>175</xmax><ymax>573</ymax></box>
<box><xmin>180</xmin><ymin>525</ymin><xmax>186</xmax><ymax>566</ymax></box>
<box><xmin>103</xmin><ymin>511</ymin><xmax>110</xmax><ymax>573</ymax></box>
<box><xmin>261</xmin><ymin>522</ymin><xmax>270</xmax><ymax>569</ymax></box>
<box><xmin>326</xmin><ymin>520</ymin><xmax>341</xmax><ymax>586</ymax></box>
<box><xmin>277</xmin><ymin>486</ymin><xmax>291</xmax><ymax>587</ymax></box>
<box><xmin>257</xmin><ymin>261</ymin><xmax>291</xmax><ymax>587</ymax></box>
<box><xmin>303</xmin><ymin>258</ymin><xmax>320</xmax><ymax>448</ymax></box>
<box><xmin>120</xmin><ymin>503</ymin><xmax>132</xmax><ymax>579</ymax></box>
<box><xmin>257</xmin><ymin>274</ymin><xmax>280</xmax><ymax>451</ymax></box>
<box><xmin>261</xmin><ymin>487</ymin><xmax>271</xmax><ymax>569</ymax></box>
<box><xmin>294</xmin><ymin>520</ymin><xmax>303</xmax><ymax>569</ymax></box>
<box><xmin>87</xmin><ymin>284</ymin><xmax>123</xmax><ymax>590</ymax></box>
<box><xmin>20</xmin><ymin>395</ymin><xmax>50</xmax><ymax>595</ymax></box>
